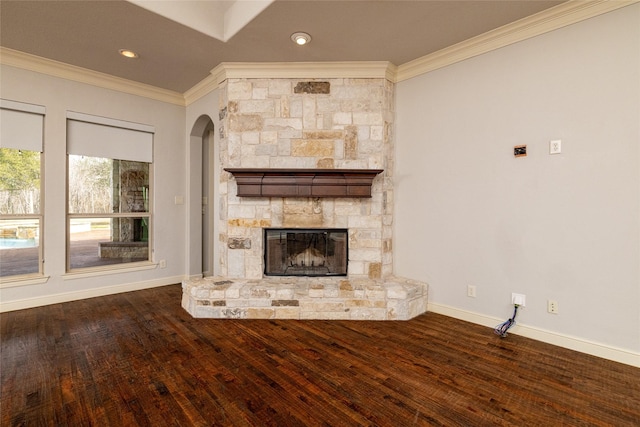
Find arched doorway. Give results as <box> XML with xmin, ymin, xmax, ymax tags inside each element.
<box><xmin>188</xmin><ymin>115</ymin><xmax>217</xmax><ymax>277</ymax></box>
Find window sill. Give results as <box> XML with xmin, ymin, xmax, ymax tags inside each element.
<box><xmin>0</xmin><ymin>275</ymin><xmax>50</xmax><ymax>289</ymax></box>
<box><xmin>63</xmin><ymin>261</ymin><xmax>158</xmax><ymax>280</ymax></box>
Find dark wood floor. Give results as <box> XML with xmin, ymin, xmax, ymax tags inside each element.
<box><xmin>2</xmin><ymin>285</ymin><xmax>639</xmax><ymax>426</ymax></box>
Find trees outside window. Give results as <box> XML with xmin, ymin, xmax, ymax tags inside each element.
<box><xmin>1</xmin><ymin>100</ymin><xmax>45</xmax><ymax>280</ymax></box>
<box><xmin>65</xmin><ymin>113</ymin><xmax>154</xmax><ymax>272</ymax></box>
<box><xmin>0</xmin><ymin>148</ymin><xmax>42</xmax><ymax>277</ymax></box>
<box><xmin>67</xmin><ymin>155</ymin><xmax>151</xmax><ymax>270</ymax></box>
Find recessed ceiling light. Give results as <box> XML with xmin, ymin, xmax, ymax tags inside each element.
<box><xmin>119</xmin><ymin>49</ymin><xmax>139</xmax><ymax>59</ymax></box>
<box><xmin>291</xmin><ymin>32</ymin><xmax>311</xmax><ymax>46</ymax></box>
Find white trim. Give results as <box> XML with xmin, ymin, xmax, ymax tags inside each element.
<box><xmin>216</xmin><ymin>61</ymin><xmax>396</xmax><ymax>81</ymax></box>
<box><xmin>185</xmin><ymin>61</ymin><xmax>397</xmax><ymax>105</ymax></box>
<box><xmin>0</xmin><ymin>99</ymin><xmax>46</xmax><ymax>115</ymax></box>
<box><xmin>0</xmin><ymin>47</ymin><xmax>185</xmax><ymax>106</ymax></box>
<box><xmin>0</xmin><ymin>275</ymin><xmax>186</xmax><ymax>313</ymax></box>
<box><xmin>183</xmin><ymin>71</ymin><xmax>222</xmax><ymax>106</ymax></box>
<box><xmin>3</xmin><ymin>2</ymin><xmax>636</xmax><ymax>103</ymax></box>
<box><xmin>185</xmin><ymin>1</ymin><xmax>635</xmax><ymax>102</ymax></box>
<box><xmin>0</xmin><ymin>275</ymin><xmax>50</xmax><ymax>289</ymax></box>
<box><xmin>62</xmin><ymin>262</ymin><xmax>158</xmax><ymax>280</ymax></box>
<box><xmin>396</xmin><ymin>0</ymin><xmax>639</xmax><ymax>82</ymax></box>
<box><xmin>428</xmin><ymin>302</ymin><xmax>640</xmax><ymax>368</ymax></box>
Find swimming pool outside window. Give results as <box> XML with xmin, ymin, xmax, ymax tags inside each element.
<box><xmin>0</xmin><ymin>100</ymin><xmax>45</xmax><ymax>280</ymax></box>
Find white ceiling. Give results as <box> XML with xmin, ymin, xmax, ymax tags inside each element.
<box><xmin>0</xmin><ymin>0</ymin><xmax>565</xmax><ymax>93</ymax></box>
<box><xmin>127</xmin><ymin>0</ymin><xmax>274</xmax><ymax>42</ymax></box>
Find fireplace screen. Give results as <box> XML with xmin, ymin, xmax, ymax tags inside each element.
<box><xmin>264</xmin><ymin>228</ymin><xmax>348</xmax><ymax>276</ymax></box>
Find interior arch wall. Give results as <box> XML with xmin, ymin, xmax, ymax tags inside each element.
<box><xmin>186</xmin><ymin>88</ymin><xmax>221</xmax><ymax>279</ymax></box>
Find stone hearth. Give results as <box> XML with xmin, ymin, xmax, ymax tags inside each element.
<box><xmin>182</xmin><ymin>276</ymin><xmax>427</xmax><ymax>320</ymax></box>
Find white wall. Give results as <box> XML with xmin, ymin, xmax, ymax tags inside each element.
<box><xmin>395</xmin><ymin>5</ymin><xmax>639</xmax><ymax>358</ymax></box>
<box><xmin>0</xmin><ymin>65</ymin><xmax>187</xmax><ymax>308</ymax></box>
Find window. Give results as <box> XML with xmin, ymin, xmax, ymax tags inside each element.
<box><xmin>66</xmin><ymin>112</ymin><xmax>153</xmax><ymax>271</ymax></box>
<box><xmin>0</xmin><ymin>100</ymin><xmax>45</xmax><ymax>279</ymax></box>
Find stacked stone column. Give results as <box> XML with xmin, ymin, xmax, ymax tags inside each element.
<box><xmin>217</xmin><ymin>78</ymin><xmax>395</xmax><ymax>280</ymax></box>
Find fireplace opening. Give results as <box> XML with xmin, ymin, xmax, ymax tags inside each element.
<box><xmin>264</xmin><ymin>228</ymin><xmax>348</xmax><ymax>276</ymax></box>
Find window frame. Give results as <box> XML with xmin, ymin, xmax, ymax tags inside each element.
<box><xmin>0</xmin><ymin>100</ymin><xmax>45</xmax><ymax>283</ymax></box>
<box><xmin>65</xmin><ymin>113</ymin><xmax>154</xmax><ymax>273</ymax></box>
<box><xmin>65</xmin><ymin>188</ymin><xmax>154</xmax><ymax>273</ymax></box>
<box><xmin>0</xmin><ymin>172</ymin><xmax>44</xmax><ymax>281</ymax></box>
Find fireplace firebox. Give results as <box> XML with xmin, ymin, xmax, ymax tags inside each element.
<box><xmin>264</xmin><ymin>228</ymin><xmax>348</xmax><ymax>276</ymax></box>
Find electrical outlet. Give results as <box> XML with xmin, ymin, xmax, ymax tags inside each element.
<box><xmin>159</xmin><ymin>259</ymin><xmax>167</xmax><ymax>269</ymax></box>
<box><xmin>549</xmin><ymin>139</ymin><xmax>562</xmax><ymax>154</ymax></box>
<box><xmin>467</xmin><ymin>285</ymin><xmax>477</xmax><ymax>298</ymax></box>
<box><xmin>547</xmin><ymin>299</ymin><xmax>559</xmax><ymax>314</ymax></box>
<box><xmin>511</xmin><ymin>293</ymin><xmax>526</xmax><ymax>307</ymax></box>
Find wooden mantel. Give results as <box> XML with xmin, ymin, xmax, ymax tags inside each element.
<box><xmin>224</xmin><ymin>168</ymin><xmax>383</xmax><ymax>198</ymax></box>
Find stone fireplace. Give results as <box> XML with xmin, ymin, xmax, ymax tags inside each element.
<box><xmin>182</xmin><ymin>71</ymin><xmax>428</xmax><ymax>320</ymax></box>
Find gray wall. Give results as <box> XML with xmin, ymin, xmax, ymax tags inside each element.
<box><xmin>2</xmin><ymin>4</ymin><xmax>637</xmax><ymax>363</ymax></box>
<box><xmin>185</xmin><ymin>89</ymin><xmax>221</xmax><ymax>278</ymax></box>
<box><xmin>0</xmin><ymin>65</ymin><xmax>187</xmax><ymax>305</ymax></box>
<box><xmin>395</xmin><ymin>5</ymin><xmax>639</xmax><ymax>354</ymax></box>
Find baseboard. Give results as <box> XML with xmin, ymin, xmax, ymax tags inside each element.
<box><xmin>0</xmin><ymin>275</ymin><xmax>187</xmax><ymax>313</ymax></box>
<box><xmin>428</xmin><ymin>302</ymin><xmax>640</xmax><ymax>368</ymax></box>
<box><xmin>3</xmin><ymin>288</ymin><xmax>637</xmax><ymax>367</ymax></box>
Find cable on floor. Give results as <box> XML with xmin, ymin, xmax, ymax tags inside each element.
<box><xmin>494</xmin><ymin>304</ymin><xmax>519</xmax><ymax>337</ymax></box>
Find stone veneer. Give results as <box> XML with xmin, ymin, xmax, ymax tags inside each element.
<box><xmin>182</xmin><ymin>75</ymin><xmax>428</xmax><ymax>320</ymax></box>
<box><xmin>218</xmin><ymin>77</ymin><xmax>395</xmax><ymax>280</ymax></box>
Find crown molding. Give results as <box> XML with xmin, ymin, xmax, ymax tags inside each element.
<box><xmin>4</xmin><ymin>0</ymin><xmax>636</xmax><ymax>105</ymax></box>
<box><xmin>186</xmin><ymin>0</ymin><xmax>637</xmax><ymax>102</ymax></box>
<box><xmin>396</xmin><ymin>0</ymin><xmax>639</xmax><ymax>82</ymax></box>
<box><xmin>216</xmin><ymin>61</ymin><xmax>397</xmax><ymax>81</ymax></box>
<box><xmin>184</xmin><ymin>61</ymin><xmax>397</xmax><ymax>105</ymax></box>
<box><xmin>0</xmin><ymin>47</ymin><xmax>185</xmax><ymax>106</ymax></box>
<box><xmin>183</xmin><ymin>64</ymin><xmax>227</xmax><ymax>105</ymax></box>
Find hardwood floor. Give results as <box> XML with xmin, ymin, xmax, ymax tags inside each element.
<box><xmin>1</xmin><ymin>284</ymin><xmax>638</xmax><ymax>426</ymax></box>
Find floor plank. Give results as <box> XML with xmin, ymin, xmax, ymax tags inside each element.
<box><xmin>1</xmin><ymin>284</ymin><xmax>639</xmax><ymax>426</ymax></box>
